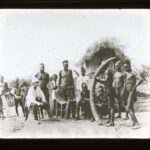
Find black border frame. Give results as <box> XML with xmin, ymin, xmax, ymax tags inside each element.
<box><xmin>0</xmin><ymin>0</ymin><xmax>150</xmax><ymax>149</ymax></box>
<box><xmin>1</xmin><ymin>0</ymin><xmax>150</xmax><ymax>8</ymax></box>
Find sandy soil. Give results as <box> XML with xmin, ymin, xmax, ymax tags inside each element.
<box><xmin>0</xmin><ymin>106</ymin><xmax>150</xmax><ymax>139</ymax></box>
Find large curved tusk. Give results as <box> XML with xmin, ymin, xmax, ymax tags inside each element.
<box><xmin>90</xmin><ymin>57</ymin><xmax>116</xmax><ymax>125</ymax></box>
<box><xmin>93</xmin><ymin>57</ymin><xmax>116</xmax><ymax>78</ymax></box>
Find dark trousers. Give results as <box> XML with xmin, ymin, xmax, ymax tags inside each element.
<box><xmin>66</xmin><ymin>101</ymin><xmax>76</xmax><ymax>119</ymax></box>
<box><xmin>40</xmin><ymin>87</ymin><xmax>50</xmax><ymax>117</ymax></box>
<box><xmin>40</xmin><ymin>87</ymin><xmax>49</xmax><ymax>102</ymax></box>
<box><xmin>32</xmin><ymin>103</ymin><xmax>53</xmax><ymax>120</ymax></box>
<box><xmin>14</xmin><ymin>98</ymin><xmax>25</xmax><ymax>116</ymax></box>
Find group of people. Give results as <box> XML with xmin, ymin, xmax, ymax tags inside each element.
<box><xmin>0</xmin><ymin>59</ymin><xmax>143</xmax><ymax>129</ymax></box>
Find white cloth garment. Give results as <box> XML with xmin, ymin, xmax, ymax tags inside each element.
<box><xmin>51</xmin><ymin>80</ymin><xmax>58</xmax><ymax>100</ymax></box>
<box><xmin>26</xmin><ymin>86</ymin><xmax>46</xmax><ymax>107</ymax></box>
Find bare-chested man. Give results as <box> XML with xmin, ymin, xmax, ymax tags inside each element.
<box><xmin>122</xmin><ymin>60</ymin><xmax>142</xmax><ymax>129</ymax></box>
<box><xmin>95</xmin><ymin>68</ymin><xmax>115</xmax><ymax>127</ymax></box>
<box><xmin>0</xmin><ymin>75</ymin><xmax>9</xmax><ymax>118</ymax></box>
<box><xmin>58</xmin><ymin>60</ymin><xmax>75</xmax><ymax>120</ymax></box>
<box><xmin>35</xmin><ymin>63</ymin><xmax>51</xmax><ymax>118</ymax></box>
<box><xmin>113</xmin><ymin>61</ymin><xmax>124</xmax><ymax>118</ymax></box>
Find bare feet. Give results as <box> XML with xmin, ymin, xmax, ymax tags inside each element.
<box><xmin>35</xmin><ymin>120</ymin><xmax>41</xmax><ymax>125</ymax></box>
<box><xmin>106</xmin><ymin>123</ymin><xmax>115</xmax><ymax>127</ymax></box>
<box><xmin>126</xmin><ymin>123</ymin><xmax>135</xmax><ymax>127</ymax></box>
<box><xmin>132</xmin><ymin>123</ymin><xmax>141</xmax><ymax>129</ymax></box>
<box><xmin>116</xmin><ymin>115</ymin><xmax>121</xmax><ymax>119</ymax></box>
<box><xmin>105</xmin><ymin>120</ymin><xmax>110</xmax><ymax>124</ymax></box>
<box><xmin>96</xmin><ymin>120</ymin><xmax>103</xmax><ymax>125</ymax></box>
<box><xmin>76</xmin><ymin>117</ymin><xmax>80</xmax><ymax>121</ymax></box>
<box><xmin>123</xmin><ymin>117</ymin><xmax>129</xmax><ymax>120</ymax></box>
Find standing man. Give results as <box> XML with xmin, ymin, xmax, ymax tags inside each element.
<box><xmin>11</xmin><ymin>81</ymin><xmax>25</xmax><ymax>117</ymax></box>
<box><xmin>35</xmin><ymin>63</ymin><xmax>51</xmax><ymax>118</ymax></box>
<box><xmin>0</xmin><ymin>75</ymin><xmax>9</xmax><ymax>118</ymax></box>
<box><xmin>113</xmin><ymin>61</ymin><xmax>124</xmax><ymax>118</ymax></box>
<box><xmin>121</xmin><ymin>60</ymin><xmax>142</xmax><ymax>129</ymax></box>
<box><xmin>58</xmin><ymin>60</ymin><xmax>75</xmax><ymax>120</ymax></box>
<box><xmin>20</xmin><ymin>81</ymin><xmax>29</xmax><ymax>107</ymax></box>
<box><xmin>95</xmin><ymin>68</ymin><xmax>116</xmax><ymax>127</ymax></box>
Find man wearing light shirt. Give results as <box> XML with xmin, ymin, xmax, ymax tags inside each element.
<box><xmin>76</xmin><ymin>67</ymin><xmax>90</xmax><ymax>93</ymax></box>
<box><xmin>26</xmin><ymin>77</ymin><xmax>53</xmax><ymax>124</ymax></box>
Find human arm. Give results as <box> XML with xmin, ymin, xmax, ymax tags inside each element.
<box><xmin>70</xmin><ymin>70</ymin><xmax>74</xmax><ymax>87</ymax></box>
<box><xmin>74</xmin><ymin>70</ymin><xmax>79</xmax><ymax>77</ymax></box>
<box><xmin>58</xmin><ymin>71</ymin><xmax>62</xmax><ymax>88</ymax></box>
<box><xmin>95</xmin><ymin>75</ymin><xmax>109</xmax><ymax>85</ymax></box>
<box><xmin>46</xmin><ymin>73</ymin><xmax>50</xmax><ymax>85</ymax></box>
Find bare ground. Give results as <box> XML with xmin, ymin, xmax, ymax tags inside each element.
<box><xmin>1</xmin><ymin>105</ymin><xmax>150</xmax><ymax>139</ymax></box>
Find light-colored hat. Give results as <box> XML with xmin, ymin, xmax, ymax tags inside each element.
<box><xmin>31</xmin><ymin>77</ymin><xmax>39</xmax><ymax>85</ymax></box>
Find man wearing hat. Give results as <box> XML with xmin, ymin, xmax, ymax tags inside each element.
<box><xmin>113</xmin><ymin>61</ymin><xmax>124</xmax><ymax>118</ymax></box>
<box><xmin>35</xmin><ymin>63</ymin><xmax>50</xmax><ymax>118</ymax></box>
<box><xmin>58</xmin><ymin>60</ymin><xmax>75</xmax><ymax>119</ymax></box>
<box><xmin>26</xmin><ymin>77</ymin><xmax>53</xmax><ymax>124</ymax></box>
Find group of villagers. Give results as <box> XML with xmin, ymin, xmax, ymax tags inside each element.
<box><xmin>0</xmin><ymin>59</ymin><xmax>143</xmax><ymax>129</ymax></box>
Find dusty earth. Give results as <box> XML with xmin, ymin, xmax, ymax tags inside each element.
<box><xmin>0</xmin><ymin>105</ymin><xmax>150</xmax><ymax>139</ymax></box>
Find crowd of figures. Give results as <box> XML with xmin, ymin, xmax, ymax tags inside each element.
<box><xmin>0</xmin><ymin>59</ymin><xmax>143</xmax><ymax>129</ymax></box>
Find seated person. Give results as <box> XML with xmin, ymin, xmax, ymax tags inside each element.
<box><xmin>95</xmin><ymin>85</ymin><xmax>108</xmax><ymax>118</ymax></box>
<box><xmin>26</xmin><ymin>77</ymin><xmax>54</xmax><ymax>124</ymax></box>
<box><xmin>76</xmin><ymin>82</ymin><xmax>91</xmax><ymax>120</ymax></box>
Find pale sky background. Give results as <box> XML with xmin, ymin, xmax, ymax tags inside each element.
<box><xmin>0</xmin><ymin>9</ymin><xmax>150</xmax><ymax>82</ymax></box>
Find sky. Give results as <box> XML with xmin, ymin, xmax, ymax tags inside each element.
<box><xmin>0</xmin><ymin>9</ymin><xmax>150</xmax><ymax>82</ymax></box>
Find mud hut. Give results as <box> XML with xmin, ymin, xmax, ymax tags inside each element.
<box><xmin>77</xmin><ymin>38</ymin><xmax>128</xmax><ymax>76</ymax></box>
<box><xmin>76</xmin><ymin>38</ymin><xmax>129</xmax><ymax>123</ymax></box>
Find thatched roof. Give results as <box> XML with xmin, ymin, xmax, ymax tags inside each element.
<box><xmin>77</xmin><ymin>38</ymin><xmax>129</xmax><ymax>66</ymax></box>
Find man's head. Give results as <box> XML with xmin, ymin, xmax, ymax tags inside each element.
<box><xmin>39</xmin><ymin>63</ymin><xmax>45</xmax><ymax>73</ymax></box>
<box><xmin>123</xmin><ymin>60</ymin><xmax>131</xmax><ymax>72</ymax></box>
<box><xmin>115</xmin><ymin>61</ymin><xmax>121</xmax><ymax>71</ymax></box>
<box><xmin>21</xmin><ymin>81</ymin><xmax>28</xmax><ymax>87</ymax></box>
<box><xmin>32</xmin><ymin>77</ymin><xmax>39</xmax><ymax>88</ymax></box>
<box><xmin>62</xmin><ymin>60</ymin><xmax>69</xmax><ymax>70</ymax></box>
<box><xmin>81</xmin><ymin>67</ymin><xmax>86</xmax><ymax>76</ymax></box>
<box><xmin>53</xmin><ymin>74</ymin><xmax>58</xmax><ymax>81</ymax></box>
<box><xmin>14</xmin><ymin>81</ymin><xmax>19</xmax><ymax>88</ymax></box>
<box><xmin>0</xmin><ymin>75</ymin><xmax>4</xmax><ymax>83</ymax></box>
<box><xmin>82</xmin><ymin>82</ymin><xmax>88</xmax><ymax>91</ymax></box>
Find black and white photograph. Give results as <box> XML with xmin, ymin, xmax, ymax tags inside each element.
<box><xmin>0</xmin><ymin>9</ymin><xmax>150</xmax><ymax>138</ymax></box>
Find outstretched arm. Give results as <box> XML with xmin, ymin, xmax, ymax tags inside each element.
<box><xmin>74</xmin><ymin>70</ymin><xmax>79</xmax><ymax>77</ymax></box>
<box><xmin>95</xmin><ymin>74</ymin><xmax>109</xmax><ymax>85</ymax></box>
